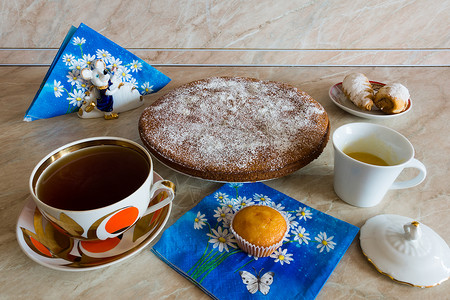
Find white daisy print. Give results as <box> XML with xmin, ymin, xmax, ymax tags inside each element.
<box><xmin>315</xmin><ymin>232</ymin><xmax>336</xmax><ymax>253</ymax></box>
<box><xmin>128</xmin><ymin>77</ymin><xmax>138</xmax><ymax>88</ymax></box>
<box><xmin>69</xmin><ymin>59</ymin><xmax>84</xmax><ymax>72</ymax></box>
<box><xmin>253</xmin><ymin>194</ymin><xmax>273</xmax><ymax>206</ymax></box>
<box><xmin>75</xmin><ymin>80</ymin><xmax>89</xmax><ymax>91</ymax></box>
<box><xmin>141</xmin><ymin>82</ymin><xmax>154</xmax><ymax>94</ymax></box>
<box><xmin>108</xmin><ymin>57</ymin><xmax>123</xmax><ymax>70</ymax></box>
<box><xmin>130</xmin><ymin>60</ymin><xmax>142</xmax><ymax>72</ymax></box>
<box><xmin>214</xmin><ymin>192</ymin><xmax>229</xmax><ymax>203</ymax></box>
<box><xmin>193</xmin><ymin>212</ymin><xmax>207</xmax><ymax>230</ymax></box>
<box><xmin>296</xmin><ymin>207</ymin><xmax>313</xmax><ymax>221</ymax></box>
<box><xmin>229</xmin><ymin>183</ymin><xmax>243</xmax><ymax>189</ymax></box>
<box><xmin>282</xmin><ymin>231</ymin><xmax>291</xmax><ymax>242</ymax></box>
<box><xmin>221</xmin><ymin>198</ymin><xmax>237</xmax><ymax>211</ymax></box>
<box><xmin>66</xmin><ymin>70</ymin><xmax>81</xmax><ymax>86</ymax></box>
<box><xmin>285</xmin><ymin>213</ymin><xmax>299</xmax><ymax>228</ymax></box>
<box><xmin>53</xmin><ymin>80</ymin><xmax>64</xmax><ymax>97</ymax></box>
<box><xmin>234</xmin><ymin>196</ymin><xmax>255</xmax><ymax>210</ymax></box>
<box><xmin>81</xmin><ymin>54</ymin><xmax>96</xmax><ymax>69</ymax></box>
<box><xmin>213</xmin><ymin>206</ymin><xmax>232</xmax><ymax>223</ymax></box>
<box><xmin>292</xmin><ymin>226</ymin><xmax>310</xmax><ymax>245</ymax></box>
<box><xmin>72</xmin><ymin>36</ymin><xmax>86</xmax><ymax>46</ymax></box>
<box><xmin>270</xmin><ymin>248</ymin><xmax>294</xmax><ymax>265</ymax></box>
<box><xmin>67</xmin><ymin>89</ymin><xmax>85</xmax><ymax>107</ymax></box>
<box><xmin>96</xmin><ymin>49</ymin><xmax>111</xmax><ymax>63</ymax></box>
<box><xmin>117</xmin><ymin>66</ymin><xmax>132</xmax><ymax>82</ymax></box>
<box><xmin>206</xmin><ymin>227</ymin><xmax>237</xmax><ymax>252</ymax></box>
<box><xmin>62</xmin><ymin>54</ymin><xmax>75</xmax><ymax>66</ymax></box>
<box><xmin>270</xmin><ymin>202</ymin><xmax>285</xmax><ymax>212</ymax></box>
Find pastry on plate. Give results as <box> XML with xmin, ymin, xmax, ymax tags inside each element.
<box><xmin>230</xmin><ymin>205</ymin><xmax>288</xmax><ymax>257</ymax></box>
<box><xmin>374</xmin><ymin>83</ymin><xmax>410</xmax><ymax>114</ymax></box>
<box><xmin>139</xmin><ymin>76</ymin><xmax>330</xmax><ymax>182</ymax></box>
<box><xmin>342</xmin><ymin>73</ymin><xmax>374</xmax><ymax>111</ymax></box>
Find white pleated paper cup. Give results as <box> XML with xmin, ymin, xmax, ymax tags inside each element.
<box><xmin>230</xmin><ymin>205</ymin><xmax>290</xmax><ymax>257</ymax></box>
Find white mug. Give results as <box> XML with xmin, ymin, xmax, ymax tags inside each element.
<box><xmin>332</xmin><ymin>123</ymin><xmax>426</xmax><ymax>207</ymax></box>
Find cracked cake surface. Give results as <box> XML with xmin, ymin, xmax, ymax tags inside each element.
<box><xmin>139</xmin><ymin>76</ymin><xmax>329</xmax><ymax>182</ymax></box>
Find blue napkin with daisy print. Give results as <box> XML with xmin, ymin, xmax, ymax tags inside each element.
<box><xmin>24</xmin><ymin>23</ymin><xmax>170</xmax><ymax>121</ymax></box>
<box><xmin>152</xmin><ymin>182</ymin><xmax>359</xmax><ymax>300</ymax></box>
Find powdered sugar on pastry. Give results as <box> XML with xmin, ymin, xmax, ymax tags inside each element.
<box><xmin>342</xmin><ymin>73</ymin><xmax>374</xmax><ymax>111</ymax></box>
<box><xmin>374</xmin><ymin>83</ymin><xmax>410</xmax><ymax>114</ymax></box>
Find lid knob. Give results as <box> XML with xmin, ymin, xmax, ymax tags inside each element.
<box><xmin>403</xmin><ymin>221</ymin><xmax>422</xmax><ymax>241</ymax></box>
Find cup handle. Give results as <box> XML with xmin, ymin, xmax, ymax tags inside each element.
<box><xmin>390</xmin><ymin>158</ymin><xmax>426</xmax><ymax>190</ymax></box>
<box><xmin>144</xmin><ymin>180</ymin><xmax>175</xmax><ymax>214</ymax></box>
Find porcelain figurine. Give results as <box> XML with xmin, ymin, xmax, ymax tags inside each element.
<box><xmin>78</xmin><ymin>59</ymin><xmax>143</xmax><ymax>119</ymax></box>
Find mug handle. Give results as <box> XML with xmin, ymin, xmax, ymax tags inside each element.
<box><xmin>390</xmin><ymin>158</ymin><xmax>426</xmax><ymax>190</ymax></box>
<box><xmin>145</xmin><ymin>180</ymin><xmax>175</xmax><ymax>214</ymax></box>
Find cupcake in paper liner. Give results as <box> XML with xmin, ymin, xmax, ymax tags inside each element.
<box><xmin>230</xmin><ymin>204</ymin><xmax>289</xmax><ymax>257</ymax></box>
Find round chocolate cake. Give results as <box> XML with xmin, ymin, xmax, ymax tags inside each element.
<box><xmin>139</xmin><ymin>77</ymin><xmax>329</xmax><ymax>182</ymax></box>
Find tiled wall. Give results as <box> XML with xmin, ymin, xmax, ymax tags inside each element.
<box><xmin>1</xmin><ymin>0</ymin><xmax>449</xmax><ymax>65</ymax></box>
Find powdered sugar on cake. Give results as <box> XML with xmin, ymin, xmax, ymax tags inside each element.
<box><xmin>139</xmin><ymin>77</ymin><xmax>328</xmax><ymax>178</ymax></box>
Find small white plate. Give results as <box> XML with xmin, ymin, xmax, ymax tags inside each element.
<box><xmin>16</xmin><ymin>172</ymin><xmax>172</xmax><ymax>271</ymax></box>
<box><xmin>329</xmin><ymin>81</ymin><xmax>412</xmax><ymax>119</ymax></box>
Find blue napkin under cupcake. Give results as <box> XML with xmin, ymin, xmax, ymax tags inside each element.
<box><xmin>152</xmin><ymin>182</ymin><xmax>359</xmax><ymax>300</ymax></box>
<box><xmin>24</xmin><ymin>23</ymin><xmax>170</xmax><ymax>121</ymax></box>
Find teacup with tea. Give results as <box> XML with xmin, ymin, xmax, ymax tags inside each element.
<box><xmin>29</xmin><ymin>137</ymin><xmax>175</xmax><ymax>240</ymax></box>
<box><xmin>332</xmin><ymin>123</ymin><xmax>426</xmax><ymax>207</ymax></box>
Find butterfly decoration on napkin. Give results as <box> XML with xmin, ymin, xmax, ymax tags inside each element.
<box><xmin>24</xmin><ymin>23</ymin><xmax>171</xmax><ymax>121</ymax></box>
<box><xmin>239</xmin><ymin>268</ymin><xmax>274</xmax><ymax>295</ymax></box>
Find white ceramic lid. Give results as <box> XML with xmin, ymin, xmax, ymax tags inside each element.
<box><xmin>360</xmin><ymin>214</ymin><xmax>450</xmax><ymax>288</ymax></box>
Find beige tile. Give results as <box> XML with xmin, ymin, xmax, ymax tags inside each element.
<box><xmin>1</xmin><ymin>49</ymin><xmax>449</xmax><ymax>66</ymax></box>
<box><xmin>0</xmin><ymin>1</ymin><xmax>448</xmax><ymax>50</ymax></box>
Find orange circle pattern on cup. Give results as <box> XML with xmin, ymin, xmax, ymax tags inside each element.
<box><xmin>105</xmin><ymin>206</ymin><xmax>139</xmax><ymax>234</ymax></box>
<box><xmin>81</xmin><ymin>237</ymin><xmax>121</xmax><ymax>253</ymax></box>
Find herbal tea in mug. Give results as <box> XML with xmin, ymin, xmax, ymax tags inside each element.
<box><xmin>343</xmin><ymin>151</ymin><xmax>389</xmax><ymax>166</ymax></box>
<box><xmin>333</xmin><ymin>123</ymin><xmax>426</xmax><ymax>207</ymax></box>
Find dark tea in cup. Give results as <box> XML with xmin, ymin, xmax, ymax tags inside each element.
<box><xmin>29</xmin><ymin>137</ymin><xmax>175</xmax><ymax>240</ymax></box>
<box><xmin>36</xmin><ymin>145</ymin><xmax>150</xmax><ymax>211</ymax></box>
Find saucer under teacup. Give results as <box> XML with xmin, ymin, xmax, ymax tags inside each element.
<box><xmin>16</xmin><ymin>172</ymin><xmax>172</xmax><ymax>271</ymax></box>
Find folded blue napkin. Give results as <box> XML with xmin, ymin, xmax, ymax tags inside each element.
<box><xmin>24</xmin><ymin>23</ymin><xmax>171</xmax><ymax>121</ymax></box>
<box><xmin>152</xmin><ymin>182</ymin><xmax>359</xmax><ymax>300</ymax></box>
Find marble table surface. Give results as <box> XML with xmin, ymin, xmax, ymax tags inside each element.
<box><xmin>0</xmin><ymin>66</ymin><xmax>448</xmax><ymax>299</ymax></box>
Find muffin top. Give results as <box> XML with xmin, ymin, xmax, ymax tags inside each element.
<box><xmin>232</xmin><ymin>205</ymin><xmax>287</xmax><ymax>247</ymax></box>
